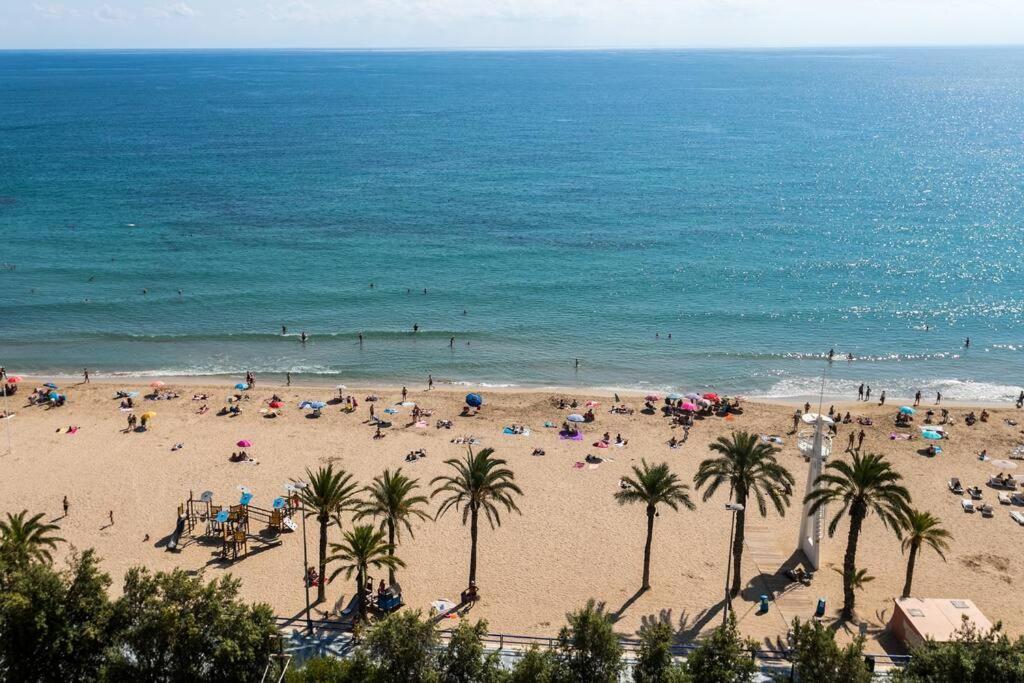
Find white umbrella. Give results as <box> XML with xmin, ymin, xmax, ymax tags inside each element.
<box><xmin>567</xmin><ymin>414</ymin><xmax>585</xmax><ymax>423</ymax></box>
<box><xmin>801</xmin><ymin>413</ymin><xmax>834</xmax><ymax>425</ymax></box>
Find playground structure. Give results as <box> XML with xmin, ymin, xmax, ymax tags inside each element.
<box><xmin>171</xmin><ymin>488</ymin><xmax>299</xmax><ymax>562</ymax></box>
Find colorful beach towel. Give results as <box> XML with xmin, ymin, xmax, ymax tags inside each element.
<box><xmin>560</xmin><ymin>431</ymin><xmax>584</xmax><ymax>441</ymax></box>
<box><xmin>573</xmin><ymin>462</ymin><xmax>585</xmax><ymax>469</ymax></box>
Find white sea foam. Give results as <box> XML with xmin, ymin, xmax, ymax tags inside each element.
<box><xmin>757</xmin><ymin>376</ymin><xmax>1022</xmax><ymax>402</ymax></box>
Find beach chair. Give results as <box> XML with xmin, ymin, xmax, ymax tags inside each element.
<box><xmin>969</xmin><ymin>487</ymin><xmax>983</xmax><ymax>500</ymax></box>
<box><xmin>1011</xmin><ymin>511</ymin><xmax>1024</xmax><ymax>525</ymax></box>
<box><xmin>961</xmin><ymin>499</ymin><xmax>975</xmax><ymax>513</ymax></box>
<box><xmin>1013</xmin><ymin>493</ymin><xmax>1024</xmax><ymax>506</ymax></box>
<box><xmin>948</xmin><ymin>478</ymin><xmax>963</xmax><ymax>495</ymax></box>
<box><xmin>999</xmin><ymin>492</ymin><xmax>1012</xmax><ymax>505</ymax></box>
<box><xmin>980</xmin><ymin>504</ymin><xmax>994</xmax><ymax>518</ymax></box>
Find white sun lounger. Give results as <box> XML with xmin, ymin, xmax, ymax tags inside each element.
<box><xmin>961</xmin><ymin>499</ymin><xmax>975</xmax><ymax>513</ymax></box>
<box><xmin>1010</xmin><ymin>511</ymin><xmax>1024</xmax><ymax>525</ymax></box>
<box><xmin>999</xmin><ymin>492</ymin><xmax>1012</xmax><ymax>505</ymax></box>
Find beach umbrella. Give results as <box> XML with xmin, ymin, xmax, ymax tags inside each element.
<box><xmin>336</xmin><ymin>384</ymin><xmax>347</xmax><ymax>390</ymax></box>
<box><xmin>801</xmin><ymin>413</ymin><xmax>834</xmax><ymax>425</ymax></box>
<box><xmin>585</xmin><ymin>401</ymin><xmax>600</xmax><ymax>408</ymax></box>
<box><xmin>684</xmin><ymin>392</ymin><xmax>701</xmax><ymax>400</ymax></box>
<box><xmin>899</xmin><ymin>406</ymin><xmax>915</xmax><ymax>415</ymax></box>
<box><xmin>269</xmin><ymin>401</ymin><xmax>283</xmax><ymax>408</ymax></box>
<box><xmin>141</xmin><ymin>411</ymin><xmax>156</xmax><ymax>420</ymax></box>
<box><xmin>567</xmin><ymin>414</ymin><xmax>585</xmax><ymax>423</ymax></box>
<box><xmin>47</xmin><ymin>391</ymin><xmax>59</xmax><ymax>400</ymax></box>
<box><xmin>702</xmin><ymin>392</ymin><xmax>719</xmax><ymax>401</ymax></box>
<box><xmin>240</xmin><ymin>492</ymin><xmax>253</xmax><ymax>506</ymax></box>
<box><xmin>44</xmin><ymin>382</ymin><xmax>58</xmax><ymax>389</ymax></box>
<box><xmin>922</xmin><ymin>430</ymin><xmax>942</xmax><ymax>440</ymax></box>
<box><xmin>681</xmin><ymin>402</ymin><xmax>698</xmax><ymax>412</ymax></box>
<box><xmin>465</xmin><ymin>393</ymin><xmax>483</xmax><ymax>407</ymax></box>
<box><xmin>666</xmin><ymin>393</ymin><xmax>683</xmax><ymax>401</ymax></box>
<box><xmin>308</xmin><ymin>401</ymin><xmax>326</xmax><ymax>410</ymax></box>
<box><xmin>644</xmin><ymin>394</ymin><xmax>661</xmax><ymax>401</ymax></box>
<box><xmin>235</xmin><ymin>383</ymin><xmax>249</xmax><ymax>390</ymax></box>
<box><xmin>237</xmin><ymin>439</ymin><xmax>252</xmax><ymax>448</ymax></box>
<box><xmin>5</xmin><ymin>376</ymin><xmax>21</xmax><ymax>383</ymax></box>
<box><xmin>150</xmin><ymin>381</ymin><xmax>165</xmax><ymax>388</ymax></box>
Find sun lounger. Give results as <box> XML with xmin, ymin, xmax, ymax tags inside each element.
<box><xmin>961</xmin><ymin>499</ymin><xmax>975</xmax><ymax>513</ymax></box>
<box><xmin>1013</xmin><ymin>493</ymin><xmax>1024</xmax><ymax>506</ymax></box>
<box><xmin>999</xmin><ymin>492</ymin><xmax>1012</xmax><ymax>505</ymax></box>
<box><xmin>1011</xmin><ymin>511</ymin><xmax>1024</xmax><ymax>525</ymax></box>
<box><xmin>980</xmin><ymin>504</ymin><xmax>994</xmax><ymax>518</ymax></box>
<box><xmin>968</xmin><ymin>487</ymin><xmax>983</xmax><ymax>500</ymax></box>
<box><xmin>948</xmin><ymin>478</ymin><xmax>963</xmax><ymax>495</ymax></box>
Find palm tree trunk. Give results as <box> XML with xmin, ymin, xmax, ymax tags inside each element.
<box><xmin>730</xmin><ymin>490</ymin><xmax>747</xmax><ymax>597</ymax></box>
<box><xmin>642</xmin><ymin>505</ymin><xmax>654</xmax><ymax>590</ymax></box>
<box><xmin>842</xmin><ymin>507</ymin><xmax>865</xmax><ymax>620</ymax></box>
<box><xmin>356</xmin><ymin>567</ymin><xmax>365</xmax><ymax>623</ymax></box>
<box><xmin>387</xmin><ymin>519</ymin><xmax>396</xmax><ymax>586</ymax></box>
<box><xmin>468</xmin><ymin>503</ymin><xmax>479</xmax><ymax>589</ymax></box>
<box><xmin>901</xmin><ymin>542</ymin><xmax>919</xmax><ymax>599</ymax></box>
<box><xmin>317</xmin><ymin>515</ymin><xmax>328</xmax><ymax>603</ymax></box>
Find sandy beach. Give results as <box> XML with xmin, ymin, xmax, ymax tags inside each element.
<box><xmin>2</xmin><ymin>376</ymin><xmax>1022</xmax><ymax>653</ymax></box>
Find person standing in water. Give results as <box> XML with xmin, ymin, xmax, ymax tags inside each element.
<box><xmin>965</xmin><ymin>337</ymin><xmax>970</xmax><ymax>349</ymax></box>
<box><xmin>286</xmin><ymin>372</ymin><xmax>291</xmax><ymax>387</ymax></box>
<box><xmin>865</xmin><ymin>386</ymin><xmax>872</xmax><ymax>402</ymax></box>
<box><xmin>282</xmin><ymin>325</ymin><xmax>287</xmax><ymax>335</ymax></box>
<box><xmin>413</xmin><ymin>324</ymin><xmax>419</xmax><ymax>333</ymax></box>
<box><xmin>827</xmin><ymin>348</ymin><xmax>834</xmax><ymax>362</ymax></box>
<box><xmin>879</xmin><ymin>390</ymin><xmax>886</xmax><ymax>406</ymax></box>
<box><xmin>428</xmin><ymin>375</ymin><xmax>433</xmax><ymax>390</ymax></box>
<box><xmin>358</xmin><ymin>332</ymin><xmax>363</xmax><ymax>345</ymax></box>
<box><xmin>914</xmin><ymin>390</ymin><xmax>921</xmax><ymax>407</ymax></box>
<box><xmin>450</xmin><ymin>337</ymin><xmax>455</xmax><ymax>348</ymax></box>
<box><xmin>300</xmin><ymin>332</ymin><xmax>307</xmax><ymax>343</ymax></box>
<box><xmin>936</xmin><ymin>391</ymin><xmax>942</xmax><ymax>405</ymax></box>
<box><xmin>575</xmin><ymin>358</ymin><xmax>580</xmax><ymax>369</ymax></box>
<box><xmin>83</xmin><ymin>368</ymin><xmax>90</xmax><ymax>383</ymax></box>
<box><xmin>857</xmin><ymin>383</ymin><xmax>864</xmax><ymax>401</ymax></box>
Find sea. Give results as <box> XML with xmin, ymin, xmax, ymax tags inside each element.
<box><xmin>1</xmin><ymin>48</ymin><xmax>1023</xmax><ymax>400</ymax></box>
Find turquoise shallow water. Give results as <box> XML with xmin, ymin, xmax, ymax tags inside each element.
<box><xmin>1</xmin><ymin>48</ymin><xmax>1023</xmax><ymax>399</ymax></box>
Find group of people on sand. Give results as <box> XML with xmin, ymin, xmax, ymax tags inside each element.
<box><xmin>229</xmin><ymin>450</ymin><xmax>257</xmax><ymax>464</ymax></box>
<box><xmin>404</xmin><ymin>448</ymin><xmax>427</xmax><ymax>462</ymax></box>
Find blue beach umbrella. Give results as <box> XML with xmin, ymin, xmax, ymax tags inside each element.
<box><xmin>308</xmin><ymin>401</ymin><xmax>326</xmax><ymax>410</ymax></box>
<box><xmin>48</xmin><ymin>391</ymin><xmax>59</xmax><ymax>400</ymax></box>
<box><xmin>684</xmin><ymin>392</ymin><xmax>700</xmax><ymax>400</ymax></box>
<box><xmin>235</xmin><ymin>383</ymin><xmax>249</xmax><ymax>390</ymax></box>
<box><xmin>666</xmin><ymin>393</ymin><xmax>683</xmax><ymax>401</ymax></box>
<box><xmin>899</xmin><ymin>406</ymin><xmax>915</xmax><ymax>415</ymax></box>
<box><xmin>567</xmin><ymin>414</ymin><xmax>585</xmax><ymax>423</ymax></box>
<box><xmin>922</xmin><ymin>430</ymin><xmax>942</xmax><ymax>440</ymax></box>
<box><xmin>466</xmin><ymin>393</ymin><xmax>483</xmax><ymax>407</ymax></box>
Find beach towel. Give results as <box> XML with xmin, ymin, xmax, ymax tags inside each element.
<box><xmin>588</xmin><ymin>464</ymin><xmax>600</xmax><ymax>470</ymax></box>
<box><xmin>544</xmin><ymin>421</ymin><xmax>556</xmax><ymax>428</ymax></box>
<box><xmin>560</xmin><ymin>432</ymin><xmax>584</xmax><ymax>441</ymax></box>
<box><xmin>384</xmin><ymin>408</ymin><xmax>398</xmax><ymax>415</ymax></box>
<box><xmin>415</xmin><ymin>421</ymin><xmax>428</xmax><ymax>428</ymax></box>
<box><xmin>593</xmin><ymin>441</ymin><xmax>609</xmax><ymax>448</ymax></box>
<box><xmin>573</xmin><ymin>462</ymin><xmax>585</xmax><ymax>469</ymax></box>
<box><xmin>889</xmin><ymin>433</ymin><xmax>912</xmax><ymax>440</ymax></box>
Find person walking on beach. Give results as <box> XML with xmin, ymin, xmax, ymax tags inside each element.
<box><xmin>857</xmin><ymin>429</ymin><xmax>866</xmax><ymax>450</ymax></box>
<box><xmin>865</xmin><ymin>386</ymin><xmax>872</xmax><ymax>402</ymax></box>
<box><xmin>108</xmin><ymin>510</ymin><xmax>114</xmax><ymax>526</ymax></box>
<box><xmin>62</xmin><ymin>496</ymin><xmax>69</xmax><ymax>518</ymax></box>
<box><xmin>791</xmin><ymin>410</ymin><xmax>801</xmax><ymax>433</ymax></box>
<box><xmin>83</xmin><ymin>368</ymin><xmax>90</xmax><ymax>383</ymax></box>
<box><xmin>857</xmin><ymin>383</ymin><xmax>864</xmax><ymax>401</ymax></box>
<box><xmin>936</xmin><ymin>391</ymin><xmax>942</xmax><ymax>405</ymax></box>
<box><xmin>286</xmin><ymin>372</ymin><xmax>291</xmax><ymax>387</ymax></box>
<box><xmin>1017</xmin><ymin>391</ymin><xmax>1024</xmax><ymax>409</ymax></box>
<box><xmin>914</xmin><ymin>390</ymin><xmax>921</xmax><ymax>407</ymax></box>
<box><xmin>428</xmin><ymin>375</ymin><xmax>433</xmax><ymax>390</ymax></box>
<box><xmin>847</xmin><ymin>432</ymin><xmax>856</xmax><ymax>452</ymax></box>
<box><xmin>879</xmin><ymin>390</ymin><xmax>886</xmax><ymax>406</ymax></box>
<box><xmin>401</xmin><ymin>386</ymin><xmax>407</xmax><ymax>401</ymax></box>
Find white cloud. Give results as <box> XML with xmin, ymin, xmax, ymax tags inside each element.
<box><xmin>93</xmin><ymin>3</ymin><xmax>132</xmax><ymax>21</ymax></box>
<box><xmin>145</xmin><ymin>2</ymin><xmax>197</xmax><ymax>18</ymax></box>
<box><xmin>170</xmin><ymin>2</ymin><xmax>196</xmax><ymax>17</ymax></box>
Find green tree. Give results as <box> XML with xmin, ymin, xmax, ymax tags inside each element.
<box><xmin>555</xmin><ymin>600</ymin><xmax>623</xmax><ymax>683</ymax></box>
<box><xmin>682</xmin><ymin>614</ymin><xmax>756</xmax><ymax>683</ymax></box>
<box><xmin>0</xmin><ymin>549</ymin><xmax>113</xmax><ymax>683</ymax></box>
<box><xmin>894</xmin><ymin>619</ymin><xmax>1024</xmax><ymax>683</ymax></box>
<box><xmin>105</xmin><ymin>567</ymin><xmax>277</xmax><ymax>682</ymax></box>
<box><xmin>431</xmin><ymin>447</ymin><xmax>523</xmax><ymax>593</ymax></box>
<box><xmin>899</xmin><ymin>509</ymin><xmax>951</xmax><ymax>599</ymax></box>
<box><xmin>788</xmin><ymin>618</ymin><xmax>872</xmax><ymax>683</ymax></box>
<box><xmin>437</xmin><ymin>619</ymin><xmax>505</xmax><ymax>683</ymax></box>
<box><xmin>804</xmin><ymin>452</ymin><xmax>911</xmax><ymax>619</ymax></box>
<box><xmin>694</xmin><ymin>431</ymin><xmax>794</xmax><ymax>596</ymax></box>
<box><xmin>295</xmin><ymin>464</ymin><xmax>361</xmax><ymax>603</ymax></box>
<box><xmin>355</xmin><ymin>468</ymin><xmax>430</xmax><ymax>586</ymax></box>
<box><xmin>615</xmin><ymin>460</ymin><xmax>695</xmax><ymax>591</ymax></box>
<box><xmin>0</xmin><ymin>510</ymin><xmax>64</xmax><ymax>568</ymax></box>
<box><xmin>633</xmin><ymin>621</ymin><xmax>690</xmax><ymax>683</ymax></box>
<box><xmin>508</xmin><ymin>647</ymin><xmax>557</xmax><ymax>683</ymax></box>
<box><xmin>328</xmin><ymin>525</ymin><xmax>404</xmax><ymax>623</ymax></box>
<box><xmin>283</xmin><ymin>654</ymin><xmax>378</xmax><ymax>683</ymax></box>
<box><xmin>362</xmin><ymin>610</ymin><xmax>440</xmax><ymax>683</ymax></box>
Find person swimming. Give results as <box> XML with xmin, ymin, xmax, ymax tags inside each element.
<box><xmin>300</xmin><ymin>331</ymin><xmax>308</xmax><ymax>343</ymax></box>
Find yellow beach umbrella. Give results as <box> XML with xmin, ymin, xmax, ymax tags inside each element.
<box><xmin>141</xmin><ymin>411</ymin><xmax>156</xmax><ymax>420</ymax></box>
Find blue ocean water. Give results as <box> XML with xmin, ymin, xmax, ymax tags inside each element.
<box><xmin>1</xmin><ymin>48</ymin><xmax>1023</xmax><ymax>400</ymax></box>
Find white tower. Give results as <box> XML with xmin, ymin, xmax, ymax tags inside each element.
<box><xmin>797</xmin><ymin>413</ymin><xmax>831</xmax><ymax>570</ymax></box>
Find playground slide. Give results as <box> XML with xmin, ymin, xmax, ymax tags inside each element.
<box><xmin>166</xmin><ymin>515</ymin><xmax>186</xmax><ymax>552</ymax></box>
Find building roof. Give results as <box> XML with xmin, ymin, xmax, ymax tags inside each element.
<box><xmin>893</xmin><ymin>597</ymin><xmax>993</xmax><ymax>642</ymax></box>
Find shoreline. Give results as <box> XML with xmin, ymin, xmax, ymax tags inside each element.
<box><xmin>10</xmin><ymin>372</ymin><xmax>1018</xmax><ymax>410</ymax></box>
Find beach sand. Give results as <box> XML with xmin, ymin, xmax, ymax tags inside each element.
<box><xmin>2</xmin><ymin>378</ymin><xmax>1022</xmax><ymax>653</ymax></box>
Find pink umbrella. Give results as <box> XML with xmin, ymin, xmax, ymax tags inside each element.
<box><xmin>585</xmin><ymin>401</ymin><xmax>600</xmax><ymax>408</ymax></box>
<box><xmin>150</xmin><ymin>380</ymin><xmax>165</xmax><ymax>388</ymax></box>
<box><xmin>5</xmin><ymin>376</ymin><xmax>22</xmax><ymax>383</ymax></box>
<box><xmin>681</xmin><ymin>402</ymin><xmax>698</xmax><ymax>411</ymax></box>
<box><xmin>237</xmin><ymin>439</ymin><xmax>252</xmax><ymax>448</ymax></box>
<box><xmin>644</xmin><ymin>394</ymin><xmax>661</xmax><ymax>401</ymax></box>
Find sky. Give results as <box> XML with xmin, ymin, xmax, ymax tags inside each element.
<box><xmin>4</xmin><ymin>0</ymin><xmax>1024</xmax><ymax>50</ymax></box>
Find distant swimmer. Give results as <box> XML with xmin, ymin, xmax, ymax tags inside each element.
<box><xmin>575</xmin><ymin>358</ymin><xmax>580</xmax><ymax>369</ymax></box>
<box><xmin>965</xmin><ymin>337</ymin><xmax>971</xmax><ymax>348</ymax></box>
<box><xmin>847</xmin><ymin>353</ymin><xmax>853</xmax><ymax>361</ymax></box>
<box><xmin>450</xmin><ymin>337</ymin><xmax>455</xmax><ymax>348</ymax></box>
<box><xmin>88</xmin><ymin>276</ymin><xmax>95</xmax><ymax>282</ymax></box>
<box><xmin>423</xmin><ymin>288</ymin><xmax>427</xmax><ymax>295</ymax></box>
<box><xmin>462</xmin><ymin>309</ymin><xmax>467</xmax><ymax>316</ymax></box>
<box><xmin>358</xmin><ymin>332</ymin><xmax>363</xmax><ymax>344</ymax></box>
<box><xmin>667</xmin><ymin>333</ymin><xmax>672</xmax><ymax>340</ymax></box>
<box><xmin>924</xmin><ymin>324</ymin><xmax>929</xmax><ymax>331</ymax></box>
<box><xmin>177</xmin><ymin>289</ymin><xmax>182</xmax><ymax>297</ymax></box>
<box><xmin>369</xmin><ymin>283</ymin><xmax>374</xmax><ymax>288</ymax></box>
<box><xmin>142</xmin><ymin>288</ymin><xmax>148</xmax><ymax>295</ymax></box>
<box><xmin>413</xmin><ymin>323</ymin><xmax>419</xmax><ymax>333</ymax></box>
<box><xmin>300</xmin><ymin>331</ymin><xmax>308</xmax><ymax>343</ymax></box>
<box><xmin>407</xmin><ymin>288</ymin><xmax>411</xmax><ymax>294</ymax></box>
<box><xmin>282</xmin><ymin>325</ymin><xmax>287</xmax><ymax>335</ymax></box>
<box><xmin>827</xmin><ymin>348</ymin><xmax>834</xmax><ymax>362</ymax></box>
<box><xmin>655</xmin><ymin>332</ymin><xmax>659</xmax><ymax>339</ymax></box>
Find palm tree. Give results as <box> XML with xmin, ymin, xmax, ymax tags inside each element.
<box><xmin>354</xmin><ymin>468</ymin><xmax>430</xmax><ymax>585</ymax></box>
<box><xmin>327</xmin><ymin>524</ymin><xmax>404</xmax><ymax>622</ymax></box>
<box><xmin>295</xmin><ymin>464</ymin><xmax>361</xmax><ymax>603</ymax></box>
<box><xmin>431</xmin><ymin>447</ymin><xmax>523</xmax><ymax>595</ymax></box>
<box><xmin>615</xmin><ymin>460</ymin><xmax>695</xmax><ymax>591</ymax></box>
<box><xmin>0</xmin><ymin>510</ymin><xmax>64</xmax><ymax>567</ymax></box>
<box><xmin>900</xmin><ymin>509</ymin><xmax>951</xmax><ymax>599</ymax></box>
<box><xmin>694</xmin><ymin>431</ymin><xmax>795</xmax><ymax>596</ymax></box>
<box><xmin>804</xmin><ymin>452</ymin><xmax>911</xmax><ymax>619</ymax></box>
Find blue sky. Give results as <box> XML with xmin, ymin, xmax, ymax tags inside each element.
<box><xmin>5</xmin><ymin>0</ymin><xmax>1024</xmax><ymax>49</ymax></box>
